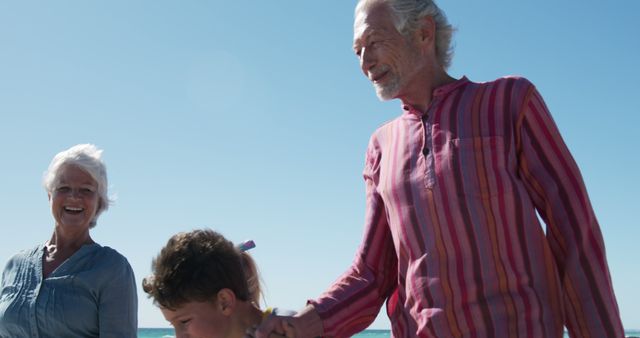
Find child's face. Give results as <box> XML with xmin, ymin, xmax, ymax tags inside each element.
<box><xmin>161</xmin><ymin>300</ymin><xmax>231</xmax><ymax>338</ymax></box>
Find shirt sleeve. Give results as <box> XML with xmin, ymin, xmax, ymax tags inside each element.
<box><xmin>515</xmin><ymin>83</ymin><xmax>624</xmax><ymax>337</ymax></box>
<box><xmin>308</xmin><ymin>134</ymin><xmax>398</xmax><ymax>337</ymax></box>
<box><xmin>0</xmin><ymin>252</ymin><xmax>29</xmax><ymax>337</ymax></box>
<box><xmin>98</xmin><ymin>253</ymin><xmax>138</xmax><ymax>338</ymax></box>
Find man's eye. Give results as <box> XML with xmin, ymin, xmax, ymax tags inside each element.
<box><xmin>57</xmin><ymin>187</ymin><xmax>71</xmax><ymax>193</ymax></box>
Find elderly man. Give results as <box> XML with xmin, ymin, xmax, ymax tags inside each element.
<box><xmin>255</xmin><ymin>0</ymin><xmax>623</xmax><ymax>337</ymax></box>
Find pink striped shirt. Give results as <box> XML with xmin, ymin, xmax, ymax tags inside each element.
<box><xmin>309</xmin><ymin>76</ymin><xmax>623</xmax><ymax>337</ymax></box>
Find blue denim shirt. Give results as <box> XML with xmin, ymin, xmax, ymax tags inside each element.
<box><xmin>0</xmin><ymin>243</ymin><xmax>137</xmax><ymax>338</ymax></box>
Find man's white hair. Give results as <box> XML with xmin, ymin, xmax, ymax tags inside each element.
<box><xmin>356</xmin><ymin>0</ymin><xmax>455</xmax><ymax>69</ymax></box>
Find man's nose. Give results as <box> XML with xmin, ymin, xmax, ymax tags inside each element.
<box><xmin>359</xmin><ymin>47</ymin><xmax>375</xmax><ymax>75</ymax></box>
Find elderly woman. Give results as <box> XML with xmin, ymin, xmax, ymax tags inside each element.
<box><xmin>0</xmin><ymin>144</ymin><xmax>137</xmax><ymax>337</ymax></box>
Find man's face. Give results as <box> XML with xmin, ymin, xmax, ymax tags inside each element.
<box><xmin>161</xmin><ymin>300</ymin><xmax>230</xmax><ymax>338</ymax></box>
<box><xmin>353</xmin><ymin>1</ymin><xmax>426</xmax><ymax>101</ymax></box>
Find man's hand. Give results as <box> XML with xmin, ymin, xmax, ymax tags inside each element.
<box><xmin>246</xmin><ymin>316</ymin><xmax>296</xmax><ymax>338</ymax></box>
<box><xmin>247</xmin><ymin>305</ymin><xmax>323</xmax><ymax>338</ymax></box>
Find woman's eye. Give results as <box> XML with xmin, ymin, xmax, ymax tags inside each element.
<box><xmin>56</xmin><ymin>187</ymin><xmax>71</xmax><ymax>193</ymax></box>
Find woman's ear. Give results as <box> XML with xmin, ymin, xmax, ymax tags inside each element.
<box><xmin>216</xmin><ymin>288</ymin><xmax>237</xmax><ymax>316</ymax></box>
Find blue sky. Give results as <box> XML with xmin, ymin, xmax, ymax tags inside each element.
<box><xmin>1</xmin><ymin>0</ymin><xmax>638</xmax><ymax>330</ymax></box>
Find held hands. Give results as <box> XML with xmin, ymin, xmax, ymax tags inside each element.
<box><xmin>247</xmin><ymin>305</ymin><xmax>323</xmax><ymax>338</ymax></box>
<box><xmin>246</xmin><ymin>314</ymin><xmax>296</xmax><ymax>338</ymax></box>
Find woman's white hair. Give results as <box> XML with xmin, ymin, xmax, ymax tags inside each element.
<box><xmin>356</xmin><ymin>0</ymin><xmax>455</xmax><ymax>69</ymax></box>
<box><xmin>43</xmin><ymin>144</ymin><xmax>112</xmax><ymax>228</ymax></box>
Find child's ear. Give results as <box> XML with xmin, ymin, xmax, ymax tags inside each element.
<box><xmin>216</xmin><ymin>288</ymin><xmax>236</xmax><ymax>316</ymax></box>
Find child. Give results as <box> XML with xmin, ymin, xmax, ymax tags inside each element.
<box><xmin>143</xmin><ymin>229</ymin><xmax>293</xmax><ymax>338</ymax></box>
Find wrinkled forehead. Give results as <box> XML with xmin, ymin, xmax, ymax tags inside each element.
<box><xmin>353</xmin><ymin>1</ymin><xmax>395</xmax><ymax>44</ymax></box>
<box><xmin>353</xmin><ymin>10</ymin><xmax>368</xmax><ymax>43</ymax></box>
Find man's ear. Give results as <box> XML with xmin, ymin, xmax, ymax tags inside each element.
<box><xmin>216</xmin><ymin>288</ymin><xmax>237</xmax><ymax>316</ymax></box>
<box><xmin>417</xmin><ymin>15</ymin><xmax>436</xmax><ymax>47</ymax></box>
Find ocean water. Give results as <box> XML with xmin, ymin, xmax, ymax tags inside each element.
<box><xmin>137</xmin><ymin>328</ymin><xmax>391</xmax><ymax>337</ymax></box>
<box><xmin>138</xmin><ymin>328</ymin><xmax>640</xmax><ymax>337</ymax></box>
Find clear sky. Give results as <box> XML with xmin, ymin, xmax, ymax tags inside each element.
<box><xmin>1</xmin><ymin>0</ymin><xmax>638</xmax><ymax>331</ymax></box>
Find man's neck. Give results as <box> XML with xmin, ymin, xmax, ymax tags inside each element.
<box><xmin>400</xmin><ymin>69</ymin><xmax>456</xmax><ymax>113</ymax></box>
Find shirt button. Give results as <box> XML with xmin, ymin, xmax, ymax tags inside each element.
<box><xmin>423</xmin><ymin>147</ymin><xmax>430</xmax><ymax>156</ymax></box>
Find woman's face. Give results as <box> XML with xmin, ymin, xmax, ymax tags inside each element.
<box><xmin>49</xmin><ymin>164</ymin><xmax>100</xmax><ymax>232</ymax></box>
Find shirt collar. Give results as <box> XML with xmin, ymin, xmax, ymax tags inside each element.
<box><xmin>402</xmin><ymin>76</ymin><xmax>470</xmax><ymax>116</ymax></box>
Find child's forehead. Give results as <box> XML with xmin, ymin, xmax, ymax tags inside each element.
<box><xmin>161</xmin><ymin>300</ymin><xmax>217</xmax><ymax>319</ymax></box>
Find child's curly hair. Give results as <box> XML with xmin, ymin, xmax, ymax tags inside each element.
<box><xmin>143</xmin><ymin>229</ymin><xmax>261</xmax><ymax>310</ymax></box>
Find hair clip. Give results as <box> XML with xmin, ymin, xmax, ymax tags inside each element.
<box><xmin>142</xmin><ymin>275</ymin><xmax>155</xmax><ymax>293</ymax></box>
<box><xmin>237</xmin><ymin>240</ymin><xmax>256</xmax><ymax>252</ymax></box>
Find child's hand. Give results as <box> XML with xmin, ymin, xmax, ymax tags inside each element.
<box><xmin>245</xmin><ymin>317</ymin><xmax>296</xmax><ymax>338</ymax></box>
<box><xmin>250</xmin><ymin>304</ymin><xmax>322</xmax><ymax>338</ymax></box>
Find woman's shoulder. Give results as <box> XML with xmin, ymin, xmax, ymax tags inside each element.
<box><xmin>90</xmin><ymin>245</ymin><xmax>132</xmax><ymax>268</ymax></box>
<box><xmin>78</xmin><ymin>245</ymin><xmax>135</xmax><ymax>287</ymax></box>
<box><xmin>4</xmin><ymin>244</ymin><xmax>43</xmax><ymax>266</ymax></box>
<box><xmin>1</xmin><ymin>245</ymin><xmax>42</xmax><ymax>280</ymax></box>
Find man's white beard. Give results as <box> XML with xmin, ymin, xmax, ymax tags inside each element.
<box><xmin>374</xmin><ymin>74</ymin><xmax>401</xmax><ymax>101</ymax></box>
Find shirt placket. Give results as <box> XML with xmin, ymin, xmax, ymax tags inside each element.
<box><xmin>422</xmin><ymin>98</ymin><xmax>440</xmax><ymax>189</ymax></box>
<box><xmin>29</xmin><ymin>251</ymin><xmax>43</xmax><ymax>338</ymax></box>
<box><xmin>28</xmin><ymin>289</ymin><xmax>38</xmax><ymax>337</ymax></box>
